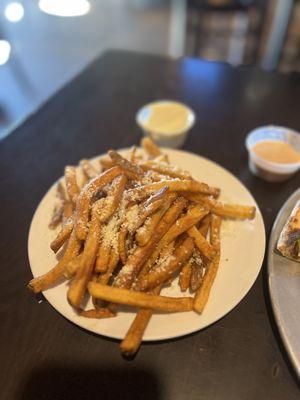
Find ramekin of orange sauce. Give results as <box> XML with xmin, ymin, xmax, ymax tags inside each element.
<box><xmin>245</xmin><ymin>126</ymin><xmax>300</xmax><ymax>182</ymax></box>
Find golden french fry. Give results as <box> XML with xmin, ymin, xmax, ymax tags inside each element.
<box><xmin>28</xmin><ymin>230</ymin><xmax>81</xmax><ymax>293</ymax></box>
<box><xmin>137</xmin><ymin>236</ymin><xmax>194</xmax><ymax>291</ymax></box>
<box><xmin>193</xmin><ymin>214</ymin><xmax>221</xmax><ymax>313</ymax></box>
<box><xmin>95</xmin><ymin>233</ymin><xmax>111</xmax><ymax>273</ymax></box>
<box><xmin>95</xmin><ymin>174</ymin><xmax>127</xmax><ymax>223</ymax></box>
<box><xmin>126</xmin><ymin>180</ymin><xmax>220</xmax><ymax>202</ymax></box>
<box><xmin>142</xmin><ymin>186</ymin><xmax>169</xmax><ymax>210</ymax></box>
<box><xmin>183</xmin><ymin>193</ymin><xmax>255</xmax><ymax>220</ymax></box>
<box><xmin>113</xmin><ymin>197</ymin><xmax>186</xmax><ymax>289</ymax></box>
<box><xmin>67</xmin><ymin>207</ymin><xmax>102</xmax><ymax>308</ymax></box>
<box><xmin>65</xmin><ymin>166</ymin><xmax>80</xmax><ymax>204</ymax></box>
<box><xmin>95</xmin><ymin>202</ymin><xmax>122</xmax><ymax>273</ymax></box>
<box><xmin>120</xmin><ymin>286</ymin><xmax>161</xmax><ymax>356</ymax></box>
<box><xmin>190</xmin><ymin>261</ymin><xmax>204</xmax><ymax>292</ymax></box>
<box><xmin>198</xmin><ymin>213</ymin><xmax>211</xmax><ymax>236</ymax></box>
<box><xmin>63</xmin><ymin>201</ymin><xmax>73</xmax><ymax>223</ymax></box>
<box><xmin>121</xmin><ymin>309</ymin><xmax>153</xmax><ymax>355</ymax></box>
<box><xmin>88</xmin><ymin>282</ymin><xmax>193</xmax><ymax>312</ymax></box>
<box><xmin>80</xmin><ymin>308</ymin><xmax>116</xmax><ymax>319</ymax></box>
<box><xmin>50</xmin><ymin>218</ymin><xmax>73</xmax><ymax>253</ymax></box>
<box><xmin>188</xmin><ymin>225</ymin><xmax>215</xmax><ymax>260</ymax></box>
<box><xmin>141</xmin><ymin>137</ymin><xmax>162</xmax><ymax>158</ymax></box>
<box><xmin>63</xmin><ymin>253</ymin><xmax>82</xmax><ymax>279</ymax></box>
<box><xmin>79</xmin><ymin>159</ymin><xmax>98</xmax><ymax>179</ymax></box>
<box><xmin>136</xmin><ymin>202</ymin><xmax>170</xmax><ymax>247</ymax></box>
<box><xmin>118</xmin><ymin>226</ymin><xmax>128</xmax><ymax>264</ymax></box>
<box><xmin>108</xmin><ymin>150</ymin><xmax>144</xmax><ymax>180</ymax></box>
<box><xmin>56</xmin><ymin>181</ymin><xmax>67</xmax><ymax>201</ymax></box>
<box><xmin>98</xmin><ymin>247</ymin><xmax>120</xmax><ymax>285</ymax></box>
<box><xmin>179</xmin><ymin>259</ymin><xmax>192</xmax><ymax>292</ymax></box>
<box><xmin>129</xmin><ymin>146</ymin><xmax>137</xmax><ymax>163</ymax></box>
<box><xmin>139</xmin><ymin>160</ymin><xmax>191</xmax><ymax>180</ymax></box>
<box><xmin>48</xmin><ymin>182</ymin><xmax>69</xmax><ymax>228</ymax></box>
<box><xmin>74</xmin><ymin>166</ymin><xmax>123</xmax><ymax>240</ymax></box>
<box><xmin>49</xmin><ymin>204</ymin><xmax>64</xmax><ymax>229</ymax></box>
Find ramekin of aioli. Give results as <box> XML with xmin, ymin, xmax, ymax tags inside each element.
<box><xmin>136</xmin><ymin>100</ymin><xmax>195</xmax><ymax>148</ymax></box>
<box><xmin>245</xmin><ymin>126</ymin><xmax>300</xmax><ymax>182</ymax></box>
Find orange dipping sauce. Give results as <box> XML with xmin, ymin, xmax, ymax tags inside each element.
<box><xmin>252</xmin><ymin>140</ymin><xmax>300</xmax><ymax>164</ymax></box>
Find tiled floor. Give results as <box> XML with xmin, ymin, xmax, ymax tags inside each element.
<box><xmin>0</xmin><ymin>0</ymin><xmax>170</xmax><ymax>139</ymax></box>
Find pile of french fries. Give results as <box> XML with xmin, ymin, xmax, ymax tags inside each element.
<box><xmin>28</xmin><ymin>137</ymin><xmax>256</xmax><ymax>355</ymax></box>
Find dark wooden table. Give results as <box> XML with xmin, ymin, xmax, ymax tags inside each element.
<box><xmin>1</xmin><ymin>50</ymin><xmax>299</xmax><ymax>400</ymax></box>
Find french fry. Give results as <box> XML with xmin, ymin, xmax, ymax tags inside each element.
<box><xmin>136</xmin><ymin>201</ymin><xmax>170</xmax><ymax>247</ymax></box>
<box><xmin>118</xmin><ymin>226</ymin><xmax>128</xmax><ymax>264</ymax></box>
<box><xmin>28</xmin><ymin>230</ymin><xmax>81</xmax><ymax>293</ymax></box>
<box><xmin>139</xmin><ymin>160</ymin><xmax>191</xmax><ymax>180</ymax></box>
<box><xmin>80</xmin><ymin>308</ymin><xmax>116</xmax><ymax>319</ymax></box>
<box><xmin>129</xmin><ymin>146</ymin><xmax>137</xmax><ymax>163</ymax></box>
<box><xmin>193</xmin><ymin>214</ymin><xmax>221</xmax><ymax>313</ymax></box>
<box><xmin>179</xmin><ymin>259</ymin><xmax>192</xmax><ymax>292</ymax></box>
<box><xmin>67</xmin><ymin>206</ymin><xmax>102</xmax><ymax>308</ymax></box>
<box><xmin>121</xmin><ymin>309</ymin><xmax>153</xmax><ymax>355</ymax></box>
<box><xmin>142</xmin><ymin>186</ymin><xmax>169</xmax><ymax>211</ymax></box>
<box><xmin>50</xmin><ymin>218</ymin><xmax>73</xmax><ymax>253</ymax></box>
<box><xmin>141</xmin><ymin>137</ymin><xmax>162</xmax><ymax>158</ymax></box>
<box><xmin>49</xmin><ymin>204</ymin><xmax>64</xmax><ymax>229</ymax></box>
<box><xmin>63</xmin><ymin>201</ymin><xmax>73</xmax><ymax>223</ymax></box>
<box><xmin>188</xmin><ymin>216</ymin><xmax>210</xmax><ymax>291</ymax></box>
<box><xmin>198</xmin><ymin>213</ymin><xmax>211</xmax><ymax>236</ymax></box>
<box><xmin>63</xmin><ymin>253</ymin><xmax>82</xmax><ymax>279</ymax></box>
<box><xmin>65</xmin><ymin>166</ymin><xmax>80</xmax><ymax>204</ymax></box>
<box><xmin>183</xmin><ymin>193</ymin><xmax>255</xmax><ymax>220</ymax></box>
<box><xmin>95</xmin><ymin>203</ymin><xmax>122</xmax><ymax>273</ymax></box>
<box><xmin>188</xmin><ymin>225</ymin><xmax>215</xmax><ymax>260</ymax></box>
<box><xmin>49</xmin><ymin>182</ymin><xmax>68</xmax><ymax>228</ymax></box>
<box><xmin>74</xmin><ymin>166</ymin><xmax>123</xmax><ymax>240</ymax></box>
<box><xmin>57</xmin><ymin>181</ymin><xmax>67</xmax><ymax>201</ymax></box>
<box><xmin>114</xmin><ymin>197</ymin><xmax>186</xmax><ymax>289</ymax></box>
<box><xmin>126</xmin><ymin>180</ymin><xmax>220</xmax><ymax>202</ymax></box>
<box><xmin>95</xmin><ymin>174</ymin><xmax>127</xmax><ymax>223</ymax></box>
<box><xmin>96</xmin><ymin>232</ymin><xmax>112</xmax><ymax>273</ymax></box>
<box><xmin>88</xmin><ymin>282</ymin><xmax>193</xmax><ymax>312</ymax></box>
<box><xmin>79</xmin><ymin>159</ymin><xmax>98</xmax><ymax>179</ymax></box>
<box><xmin>120</xmin><ymin>286</ymin><xmax>161</xmax><ymax>356</ymax></box>
<box><xmin>190</xmin><ymin>261</ymin><xmax>204</xmax><ymax>292</ymax></box>
<box><xmin>98</xmin><ymin>247</ymin><xmax>120</xmax><ymax>285</ymax></box>
<box><xmin>136</xmin><ymin>236</ymin><xmax>194</xmax><ymax>291</ymax></box>
<box><xmin>108</xmin><ymin>150</ymin><xmax>144</xmax><ymax>181</ymax></box>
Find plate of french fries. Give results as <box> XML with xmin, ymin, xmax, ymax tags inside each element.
<box><xmin>28</xmin><ymin>138</ymin><xmax>265</xmax><ymax>355</ymax></box>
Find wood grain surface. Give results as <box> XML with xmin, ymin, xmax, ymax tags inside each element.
<box><xmin>0</xmin><ymin>50</ymin><xmax>299</xmax><ymax>400</ymax></box>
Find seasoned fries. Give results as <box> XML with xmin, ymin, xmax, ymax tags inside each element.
<box><xmin>88</xmin><ymin>282</ymin><xmax>194</xmax><ymax>312</ymax></box>
<box><xmin>28</xmin><ymin>137</ymin><xmax>256</xmax><ymax>355</ymax></box>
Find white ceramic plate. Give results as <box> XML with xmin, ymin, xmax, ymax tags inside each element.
<box><xmin>28</xmin><ymin>148</ymin><xmax>265</xmax><ymax>341</ymax></box>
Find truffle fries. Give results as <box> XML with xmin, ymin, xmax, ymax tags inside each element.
<box><xmin>28</xmin><ymin>137</ymin><xmax>256</xmax><ymax>356</ymax></box>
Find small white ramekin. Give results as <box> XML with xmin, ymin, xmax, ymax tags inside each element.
<box><xmin>245</xmin><ymin>125</ymin><xmax>300</xmax><ymax>182</ymax></box>
<box><xmin>136</xmin><ymin>100</ymin><xmax>195</xmax><ymax>148</ymax></box>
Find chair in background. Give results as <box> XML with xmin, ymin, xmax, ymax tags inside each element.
<box><xmin>186</xmin><ymin>0</ymin><xmax>267</xmax><ymax>66</ymax></box>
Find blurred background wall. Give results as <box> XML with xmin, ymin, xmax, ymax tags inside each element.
<box><xmin>0</xmin><ymin>0</ymin><xmax>299</xmax><ymax>139</ymax></box>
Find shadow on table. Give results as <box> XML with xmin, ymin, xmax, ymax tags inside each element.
<box><xmin>16</xmin><ymin>364</ymin><xmax>162</xmax><ymax>400</ymax></box>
